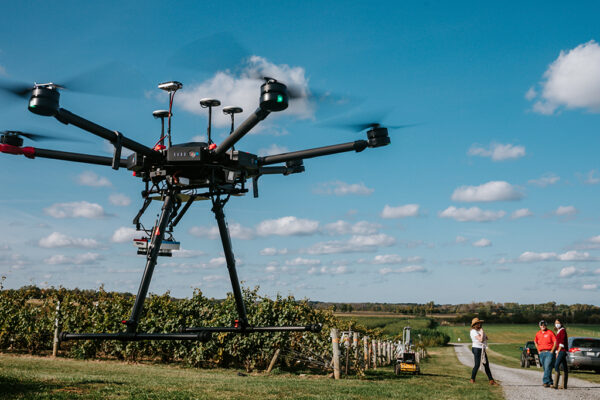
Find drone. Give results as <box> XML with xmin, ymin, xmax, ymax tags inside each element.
<box><xmin>0</xmin><ymin>77</ymin><xmax>391</xmax><ymax>343</ymax></box>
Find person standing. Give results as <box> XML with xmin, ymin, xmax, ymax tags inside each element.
<box><xmin>534</xmin><ymin>320</ymin><xmax>556</xmax><ymax>387</ymax></box>
<box><xmin>553</xmin><ymin>318</ymin><xmax>568</xmax><ymax>389</ymax></box>
<box><xmin>469</xmin><ymin>317</ymin><xmax>498</xmax><ymax>385</ymax></box>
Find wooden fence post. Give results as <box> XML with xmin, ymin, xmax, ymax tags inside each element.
<box><xmin>331</xmin><ymin>328</ymin><xmax>341</xmax><ymax>379</ymax></box>
<box><xmin>52</xmin><ymin>300</ymin><xmax>60</xmax><ymax>357</ymax></box>
<box><xmin>372</xmin><ymin>340</ymin><xmax>377</xmax><ymax>369</ymax></box>
<box><xmin>266</xmin><ymin>348</ymin><xmax>280</xmax><ymax>374</ymax></box>
<box><xmin>363</xmin><ymin>336</ymin><xmax>369</xmax><ymax>370</ymax></box>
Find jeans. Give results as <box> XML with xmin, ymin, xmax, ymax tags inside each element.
<box><xmin>539</xmin><ymin>351</ymin><xmax>555</xmax><ymax>384</ymax></box>
<box><xmin>471</xmin><ymin>347</ymin><xmax>494</xmax><ymax>381</ymax></box>
<box><xmin>555</xmin><ymin>351</ymin><xmax>568</xmax><ymax>378</ymax></box>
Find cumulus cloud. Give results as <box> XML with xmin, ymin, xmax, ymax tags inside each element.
<box><xmin>39</xmin><ymin>232</ymin><xmax>100</xmax><ymax>249</ymax></box>
<box><xmin>529</xmin><ymin>41</ymin><xmax>600</xmax><ymax>115</ymax></box>
<box><xmin>285</xmin><ymin>257</ymin><xmax>321</xmax><ymax>266</ymax></box>
<box><xmin>307</xmin><ymin>266</ymin><xmax>349</xmax><ymax>275</ymax></box>
<box><xmin>189</xmin><ymin>222</ymin><xmax>254</xmax><ymax>240</ymax></box>
<box><xmin>379</xmin><ymin>265</ymin><xmax>426</xmax><ymax>274</ymax></box>
<box><xmin>559</xmin><ymin>265</ymin><xmax>585</xmax><ymax>278</ymax></box>
<box><xmin>511</xmin><ymin>208</ymin><xmax>533</xmax><ymax>219</ymax></box>
<box><xmin>111</xmin><ymin>227</ymin><xmax>138</xmax><ymax>243</ymax></box>
<box><xmin>381</xmin><ymin>204</ymin><xmax>420</xmax><ymax>219</ymax></box>
<box><xmin>314</xmin><ymin>181</ymin><xmax>374</xmax><ymax>196</ymax></box>
<box><xmin>45</xmin><ymin>252</ymin><xmax>103</xmax><ymax>265</ymax></box>
<box><xmin>256</xmin><ymin>216</ymin><xmax>319</xmax><ymax>236</ymax></box>
<box><xmin>258</xmin><ymin>144</ymin><xmax>289</xmax><ymax>156</ymax></box>
<box><xmin>528</xmin><ymin>173</ymin><xmax>560</xmax><ymax>187</ymax></box>
<box><xmin>367</xmin><ymin>254</ymin><xmax>423</xmax><ymax>265</ymax></box>
<box><xmin>76</xmin><ymin>171</ymin><xmax>112</xmax><ymax>187</ymax></box>
<box><xmin>44</xmin><ymin>201</ymin><xmax>106</xmax><ymax>219</ymax></box>
<box><xmin>439</xmin><ymin>206</ymin><xmax>505</xmax><ymax>222</ymax></box>
<box><xmin>173</xmin><ymin>249</ymin><xmax>206</xmax><ymax>258</ymax></box>
<box><xmin>109</xmin><ymin>193</ymin><xmax>131</xmax><ymax>206</ymax></box>
<box><xmin>473</xmin><ymin>238</ymin><xmax>492</xmax><ymax>247</ymax></box>
<box><xmin>259</xmin><ymin>247</ymin><xmax>288</xmax><ymax>256</ymax></box>
<box><xmin>304</xmin><ymin>233</ymin><xmax>396</xmax><ymax>255</ymax></box>
<box><xmin>584</xmin><ymin>170</ymin><xmax>600</xmax><ymax>185</ymax></box>
<box><xmin>451</xmin><ymin>181</ymin><xmax>523</xmax><ymax>202</ymax></box>
<box><xmin>518</xmin><ymin>250</ymin><xmax>594</xmax><ymax>262</ymax></box>
<box><xmin>322</xmin><ymin>220</ymin><xmax>380</xmax><ymax>236</ymax></box>
<box><xmin>177</xmin><ymin>56</ymin><xmax>314</xmax><ymax>128</ymax></box>
<box><xmin>468</xmin><ymin>143</ymin><xmax>526</xmax><ymax>161</ymax></box>
<box><xmin>554</xmin><ymin>205</ymin><xmax>577</xmax><ymax>217</ymax></box>
<box><xmin>459</xmin><ymin>258</ymin><xmax>484</xmax><ymax>266</ymax></box>
<box><xmin>582</xmin><ymin>284</ymin><xmax>598</xmax><ymax>291</ymax></box>
<box><xmin>455</xmin><ymin>236</ymin><xmax>468</xmax><ymax>244</ymax></box>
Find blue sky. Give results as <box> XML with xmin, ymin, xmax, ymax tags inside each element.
<box><xmin>1</xmin><ymin>1</ymin><xmax>600</xmax><ymax>304</ymax></box>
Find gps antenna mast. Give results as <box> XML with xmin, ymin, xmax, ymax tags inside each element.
<box><xmin>223</xmin><ymin>106</ymin><xmax>243</xmax><ymax>150</ymax></box>
<box><xmin>200</xmin><ymin>98</ymin><xmax>221</xmax><ymax>144</ymax></box>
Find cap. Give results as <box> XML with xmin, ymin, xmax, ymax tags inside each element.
<box><xmin>539</xmin><ymin>320</ymin><xmax>547</xmax><ymax>326</ymax></box>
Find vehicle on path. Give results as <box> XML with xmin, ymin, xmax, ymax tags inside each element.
<box><xmin>519</xmin><ymin>340</ymin><xmax>539</xmax><ymax>368</ymax></box>
<box><xmin>567</xmin><ymin>337</ymin><xmax>600</xmax><ymax>373</ymax></box>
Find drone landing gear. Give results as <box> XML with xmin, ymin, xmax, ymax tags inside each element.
<box><xmin>60</xmin><ymin>194</ymin><xmax>321</xmax><ymax>343</ymax></box>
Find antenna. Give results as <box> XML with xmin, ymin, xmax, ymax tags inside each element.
<box><xmin>223</xmin><ymin>106</ymin><xmax>243</xmax><ymax>150</ymax></box>
<box><xmin>200</xmin><ymin>98</ymin><xmax>221</xmax><ymax>145</ymax></box>
<box><xmin>158</xmin><ymin>81</ymin><xmax>182</xmax><ymax>148</ymax></box>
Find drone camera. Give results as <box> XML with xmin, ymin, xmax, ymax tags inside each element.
<box><xmin>158</xmin><ymin>81</ymin><xmax>183</xmax><ymax>92</ymax></box>
<box><xmin>366</xmin><ymin>126</ymin><xmax>390</xmax><ymax>148</ymax></box>
<box><xmin>28</xmin><ymin>86</ymin><xmax>60</xmax><ymax>117</ymax></box>
<box><xmin>260</xmin><ymin>80</ymin><xmax>288</xmax><ymax>112</ymax></box>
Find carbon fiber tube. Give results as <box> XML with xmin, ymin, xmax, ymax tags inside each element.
<box><xmin>258</xmin><ymin>140</ymin><xmax>368</xmax><ymax>166</ymax></box>
<box><xmin>214</xmin><ymin>108</ymin><xmax>270</xmax><ymax>155</ymax></box>
<box><xmin>59</xmin><ymin>332</ymin><xmax>211</xmax><ymax>342</ymax></box>
<box><xmin>183</xmin><ymin>324</ymin><xmax>322</xmax><ymax>333</ymax></box>
<box><xmin>33</xmin><ymin>147</ymin><xmax>128</xmax><ymax>167</ymax></box>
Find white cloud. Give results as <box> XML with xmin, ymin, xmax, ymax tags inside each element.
<box><xmin>511</xmin><ymin>208</ymin><xmax>533</xmax><ymax>219</ymax></box>
<box><xmin>259</xmin><ymin>247</ymin><xmax>288</xmax><ymax>256</ymax></box>
<box><xmin>45</xmin><ymin>252</ymin><xmax>102</xmax><ymax>265</ymax></box>
<box><xmin>473</xmin><ymin>238</ymin><xmax>492</xmax><ymax>247</ymax></box>
<box><xmin>304</xmin><ymin>233</ymin><xmax>396</xmax><ymax>255</ymax></box>
<box><xmin>379</xmin><ymin>265</ymin><xmax>426</xmax><ymax>274</ymax></box>
<box><xmin>314</xmin><ymin>181</ymin><xmax>374</xmax><ymax>196</ymax></box>
<box><xmin>451</xmin><ymin>181</ymin><xmax>523</xmax><ymax>202</ymax></box>
<box><xmin>177</xmin><ymin>55</ymin><xmax>313</xmax><ymax>128</ymax></box>
<box><xmin>529</xmin><ymin>41</ymin><xmax>600</xmax><ymax>114</ymax></box>
<box><xmin>256</xmin><ymin>216</ymin><xmax>319</xmax><ymax>236</ymax></box>
<box><xmin>322</xmin><ymin>220</ymin><xmax>380</xmax><ymax>235</ymax></box>
<box><xmin>455</xmin><ymin>236</ymin><xmax>468</xmax><ymax>244</ymax></box>
<box><xmin>76</xmin><ymin>171</ymin><xmax>112</xmax><ymax>187</ymax></box>
<box><xmin>582</xmin><ymin>284</ymin><xmax>598</xmax><ymax>291</ymax></box>
<box><xmin>518</xmin><ymin>250</ymin><xmax>594</xmax><ymax>263</ymax></box>
<box><xmin>44</xmin><ymin>201</ymin><xmax>106</xmax><ymax>219</ymax></box>
<box><xmin>109</xmin><ymin>193</ymin><xmax>131</xmax><ymax>206</ymax></box>
<box><xmin>525</xmin><ymin>87</ymin><xmax>537</xmax><ymax>100</ymax></box>
<box><xmin>39</xmin><ymin>232</ymin><xmax>100</xmax><ymax>249</ymax></box>
<box><xmin>191</xmin><ymin>134</ymin><xmax>207</xmax><ymax>142</ymax></box>
<box><xmin>381</xmin><ymin>204</ymin><xmax>420</xmax><ymax>219</ymax></box>
<box><xmin>189</xmin><ymin>222</ymin><xmax>254</xmax><ymax>240</ymax></box>
<box><xmin>258</xmin><ymin>144</ymin><xmax>289</xmax><ymax>156</ymax></box>
<box><xmin>439</xmin><ymin>206</ymin><xmax>505</xmax><ymax>222</ymax></box>
<box><xmin>172</xmin><ymin>249</ymin><xmax>205</xmax><ymax>258</ymax></box>
<box><xmin>559</xmin><ymin>266</ymin><xmax>583</xmax><ymax>278</ymax></box>
<box><xmin>369</xmin><ymin>254</ymin><xmax>423</xmax><ymax>265</ymax></box>
<box><xmin>285</xmin><ymin>257</ymin><xmax>321</xmax><ymax>266</ymax></box>
<box><xmin>554</xmin><ymin>205</ymin><xmax>577</xmax><ymax>217</ymax></box>
<box><xmin>111</xmin><ymin>227</ymin><xmax>138</xmax><ymax>243</ymax></box>
<box><xmin>528</xmin><ymin>174</ymin><xmax>560</xmax><ymax>187</ymax></box>
<box><xmin>459</xmin><ymin>258</ymin><xmax>484</xmax><ymax>266</ymax></box>
<box><xmin>468</xmin><ymin>143</ymin><xmax>526</xmax><ymax>161</ymax></box>
<box><xmin>265</xmin><ymin>265</ymin><xmax>277</xmax><ymax>273</ymax></box>
<box><xmin>307</xmin><ymin>266</ymin><xmax>349</xmax><ymax>275</ymax></box>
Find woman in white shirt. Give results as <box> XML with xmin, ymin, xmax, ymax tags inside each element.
<box><xmin>470</xmin><ymin>317</ymin><xmax>497</xmax><ymax>385</ymax></box>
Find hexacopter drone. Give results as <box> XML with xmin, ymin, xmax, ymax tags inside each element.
<box><xmin>0</xmin><ymin>77</ymin><xmax>391</xmax><ymax>342</ymax></box>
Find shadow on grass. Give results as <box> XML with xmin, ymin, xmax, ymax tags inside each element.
<box><xmin>0</xmin><ymin>375</ymin><xmax>124</xmax><ymax>399</ymax></box>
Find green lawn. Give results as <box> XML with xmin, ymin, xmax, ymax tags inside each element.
<box><xmin>0</xmin><ymin>347</ymin><xmax>501</xmax><ymax>400</ymax></box>
<box><xmin>440</xmin><ymin>324</ymin><xmax>600</xmax><ymax>344</ymax></box>
<box><xmin>336</xmin><ymin>316</ymin><xmax>432</xmax><ymax>336</ymax></box>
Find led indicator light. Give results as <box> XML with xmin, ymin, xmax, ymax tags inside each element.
<box><xmin>277</xmin><ymin>94</ymin><xmax>283</xmax><ymax>103</ymax></box>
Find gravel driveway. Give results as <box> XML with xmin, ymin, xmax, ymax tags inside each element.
<box><xmin>454</xmin><ymin>344</ymin><xmax>600</xmax><ymax>399</ymax></box>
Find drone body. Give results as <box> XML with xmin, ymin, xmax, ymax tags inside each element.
<box><xmin>0</xmin><ymin>77</ymin><xmax>391</xmax><ymax>342</ymax></box>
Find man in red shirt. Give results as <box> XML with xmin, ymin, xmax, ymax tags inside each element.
<box><xmin>535</xmin><ymin>320</ymin><xmax>556</xmax><ymax>387</ymax></box>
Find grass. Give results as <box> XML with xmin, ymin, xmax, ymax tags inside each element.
<box><xmin>439</xmin><ymin>324</ymin><xmax>600</xmax><ymax>344</ymax></box>
<box><xmin>0</xmin><ymin>347</ymin><xmax>501</xmax><ymax>400</ymax></box>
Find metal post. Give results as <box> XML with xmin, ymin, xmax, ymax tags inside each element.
<box><xmin>212</xmin><ymin>201</ymin><xmax>248</xmax><ymax>327</ymax></box>
<box><xmin>52</xmin><ymin>300</ymin><xmax>60</xmax><ymax>357</ymax></box>
<box><xmin>126</xmin><ymin>195</ymin><xmax>174</xmax><ymax>333</ymax></box>
<box><xmin>331</xmin><ymin>328</ymin><xmax>341</xmax><ymax>379</ymax></box>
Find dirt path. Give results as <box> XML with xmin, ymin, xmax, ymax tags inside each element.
<box><xmin>454</xmin><ymin>344</ymin><xmax>600</xmax><ymax>400</ymax></box>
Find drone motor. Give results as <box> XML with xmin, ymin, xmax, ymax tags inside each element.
<box><xmin>28</xmin><ymin>85</ymin><xmax>60</xmax><ymax>117</ymax></box>
<box><xmin>260</xmin><ymin>79</ymin><xmax>288</xmax><ymax>112</ymax></box>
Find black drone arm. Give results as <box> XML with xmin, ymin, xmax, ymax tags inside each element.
<box><xmin>213</xmin><ymin>108</ymin><xmax>270</xmax><ymax>156</ymax></box>
<box><xmin>55</xmin><ymin>108</ymin><xmax>159</xmax><ymax>160</ymax></box>
<box><xmin>258</xmin><ymin>140</ymin><xmax>368</xmax><ymax>166</ymax></box>
<box><xmin>1</xmin><ymin>145</ymin><xmax>128</xmax><ymax>167</ymax></box>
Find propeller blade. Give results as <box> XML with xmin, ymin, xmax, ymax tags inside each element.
<box><xmin>2</xmin><ymin>130</ymin><xmax>86</xmax><ymax>143</ymax></box>
<box><xmin>0</xmin><ymin>81</ymin><xmax>34</xmax><ymax>98</ymax></box>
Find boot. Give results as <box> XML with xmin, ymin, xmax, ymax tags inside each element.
<box><xmin>553</xmin><ymin>371</ymin><xmax>559</xmax><ymax>389</ymax></box>
<box><xmin>563</xmin><ymin>371</ymin><xmax>568</xmax><ymax>389</ymax></box>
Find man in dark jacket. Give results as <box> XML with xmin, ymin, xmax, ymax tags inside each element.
<box><xmin>552</xmin><ymin>318</ymin><xmax>568</xmax><ymax>389</ymax></box>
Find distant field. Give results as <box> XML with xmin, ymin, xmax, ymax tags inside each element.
<box><xmin>0</xmin><ymin>348</ymin><xmax>502</xmax><ymax>400</ymax></box>
<box><xmin>336</xmin><ymin>316</ymin><xmax>432</xmax><ymax>336</ymax></box>
<box><xmin>439</xmin><ymin>324</ymin><xmax>600</xmax><ymax>344</ymax></box>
